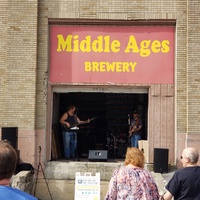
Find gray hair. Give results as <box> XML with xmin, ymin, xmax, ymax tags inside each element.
<box><xmin>185</xmin><ymin>148</ymin><xmax>199</xmax><ymax>163</ymax></box>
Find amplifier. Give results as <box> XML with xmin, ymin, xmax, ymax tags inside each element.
<box><xmin>88</xmin><ymin>150</ymin><xmax>108</xmax><ymax>162</ymax></box>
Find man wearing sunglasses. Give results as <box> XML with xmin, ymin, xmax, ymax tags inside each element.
<box><xmin>161</xmin><ymin>147</ymin><xmax>200</xmax><ymax>200</ymax></box>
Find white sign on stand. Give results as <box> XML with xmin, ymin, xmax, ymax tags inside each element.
<box><xmin>74</xmin><ymin>172</ymin><xmax>100</xmax><ymax>200</ymax></box>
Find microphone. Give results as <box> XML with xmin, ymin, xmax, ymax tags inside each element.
<box><xmin>75</xmin><ymin>107</ymin><xmax>79</xmax><ymax>114</ymax></box>
<box><xmin>128</xmin><ymin>114</ymin><xmax>130</xmax><ymax>125</ymax></box>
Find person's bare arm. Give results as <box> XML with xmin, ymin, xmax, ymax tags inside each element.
<box><xmin>76</xmin><ymin>116</ymin><xmax>81</xmax><ymax>124</ymax></box>
<box><xmin>60</xmin><ymin>112</ymin><xmax>70</xmax><ymax>128</ymax></box>
<box><xmin>162</xmin><ymin>191</ymin><xmax>173</xmax><ymax>200</ymax></box>
<box><xmin>76</xmin><ymin>116</ymin><xmax>91</xmax><ymax>124</ymax></box>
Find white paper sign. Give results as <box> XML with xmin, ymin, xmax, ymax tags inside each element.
<box><xmin>74</xmin><ymin>172</ymin><xmax>100</xmax><ymax>200</ymax></box>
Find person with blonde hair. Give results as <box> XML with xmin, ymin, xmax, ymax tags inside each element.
<box><xmin>105</xmin><ymin>147</ymin><xmax>159</xmax><ymax>200</ymax></box>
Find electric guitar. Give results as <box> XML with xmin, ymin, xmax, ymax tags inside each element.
<box><xmin>61</xmin><ymin>117</ymin><xmax>97</xmax><ymax>131</ymax></box>
<box><xmin>128</xmin><ymin>118</ymin><xmax>140</xmax><ymax>138</ymax></box>
<box><xmin>129</xmin><ymin>125</ymin><xmax>138</xmax><ymax>138</ymax></box>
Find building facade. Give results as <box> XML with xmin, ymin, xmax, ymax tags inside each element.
<box><xmin>0</xmin><ymin>0</ymin><xmax>200</xmax><ymax>168</ymax></box>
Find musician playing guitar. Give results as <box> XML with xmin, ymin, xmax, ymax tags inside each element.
<box><xmin>128</xmin><ymin>110</ymin><xmax>142</xmax><ymax>148</ymax></box>
<box><xmin>60</xmin><ymin>105</ymin><xmax>91</xmax><ymax>160</ymax></box>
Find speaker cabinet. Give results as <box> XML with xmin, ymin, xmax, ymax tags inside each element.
<box><xmin>153</xmin><ymin>148</ymin><xmax>168</xmax><ymax>173</ymax></box>
<box><xmin>88</xmin><ymin>150</ymin><xmax>107</xmax><ymax>162</ymax></box>
<box><xmin>1</xmin><ymin>127</ymin><xmax>18</xmax><ymax>150</ymax></box>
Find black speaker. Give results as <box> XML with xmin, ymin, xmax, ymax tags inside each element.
<box><xmin>1</xmin><ymin>127</ymin><xmax>18</xmax><ymax>150</ymax></box>
<box><xmin>88</xmin><ymin>150</ymin><xmax>107</xmax><ymax>162</ymax></box>
<box><xmin>153</xmin><ymin>148</ymin><xmax>168</xmax><ymax>173</ymax></box>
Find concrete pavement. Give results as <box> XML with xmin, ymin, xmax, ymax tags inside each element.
<box><xmin>146</xmin><ymin>164</ymin><xmax>176</xmax><ymax>195</ymax></box>
<box><xmin>151</xmin><ymin>170</ymin><xmax>175</xmax><ymax>196</ymax></box>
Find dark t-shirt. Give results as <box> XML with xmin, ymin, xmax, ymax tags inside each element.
<box><xmin>130</xmin><ymin>118</ymin><xmax>142</xmax><ymax>136</ymax></box>
<box><xmin>165</xmin><ymin>166</ymin><xmax>200</xmax><ymax>200</ymax></box>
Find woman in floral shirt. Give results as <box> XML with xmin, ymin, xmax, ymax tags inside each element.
<box><xmin>105</xmin><ymin>147</ymin><xmax>159</xmax><ymax>200</ymax></box>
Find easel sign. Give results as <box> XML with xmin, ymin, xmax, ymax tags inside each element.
<box><xmin>74</xmin><ymin>172</ymin><xmax>100</xmax><ymax>200</ymax></box>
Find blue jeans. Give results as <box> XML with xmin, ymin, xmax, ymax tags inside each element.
<box><xmin>131</xmin><ymin>134</ymin><xmax>141</xmax><ymax>148</ymax></box>
<box><xmin>62</xmin><ymin>131</ymin><xmax>77</xmax><ymax>158</ymax></box>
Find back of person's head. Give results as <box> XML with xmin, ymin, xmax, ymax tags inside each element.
<box><xmin>0</xmin><ymin>141</ymin><xmax>17</xmax><ymax>180</ymax></box>
<box><xmin>184</xmin><ymin>147</ymin><xmax>199</xmax><ymax>164</ymax></box>
<box><xmin>124</xmin><ymin>147</ymin><xmax>144</xmax><ymax>168</ymax></box>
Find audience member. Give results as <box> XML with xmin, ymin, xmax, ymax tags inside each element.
<box><xmin>105</xmin><ymin>147</ymin><xmax>159</xmax><ymax>200</ymax></box>
<box><xmin>0</xmin><ymin>141</ymin><xmax>38</xmax><ymax>200</ymax></box>
<box><xmin>161</xmin><ymin>147</ymin><xmax>200</xmax><ymax>200</ymax></box>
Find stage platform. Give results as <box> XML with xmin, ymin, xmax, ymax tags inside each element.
<box><xmin>44</xmin><ymin>157</ymin><xmax>124</xmax><ymax>181</ymax></box>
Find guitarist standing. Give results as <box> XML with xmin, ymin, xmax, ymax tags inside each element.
<box><xmin>60</xmin><ymin>105</ymin><xmax>91</xmax><ymax>160</ymax></box>
<box><xmin>129</xmin><ymin>110</ymin><xmax>142</xmax><ymax>148</ymax></box>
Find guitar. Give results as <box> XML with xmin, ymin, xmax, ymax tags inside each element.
<box><xmin>61</xmin><ymin>117</ymin><xmax>97</xmax><ymax>131</ymax></box>
<box><xmin>129</xmin><ymin>125</ymin><xmax>138</xmax><ymax>138</ymax></box>
<box><xmin>129</xmin><ymin>118</ymin><xmax>140</xmax><ymax>138</ymax></box>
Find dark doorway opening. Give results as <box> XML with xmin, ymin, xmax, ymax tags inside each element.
<box><xmin>52</xmin><ymin>92</ymin><xmax>148</xmax><ymax>160</ymax></box>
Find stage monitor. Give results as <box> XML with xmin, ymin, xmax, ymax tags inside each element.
<box><xmin>88</xmin><ymin>150</ymin><xmax>107</xmax><ymax>162</ymax></box>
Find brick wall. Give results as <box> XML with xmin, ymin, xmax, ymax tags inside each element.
<box><xmin>0</xmin><ymin>0</ymin><xmax>38</xmax><ymax>164</ymax></box>
<box><xmin>0</xmin><ymin>1</ymin><xmax>38</xmax><ymax>129</ymax></box>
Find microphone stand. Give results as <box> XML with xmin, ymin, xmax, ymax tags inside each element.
<box><xmin>33</xmin><ymin>146</ymin><xmax>53</xmax><ymax>200</ymax></box>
